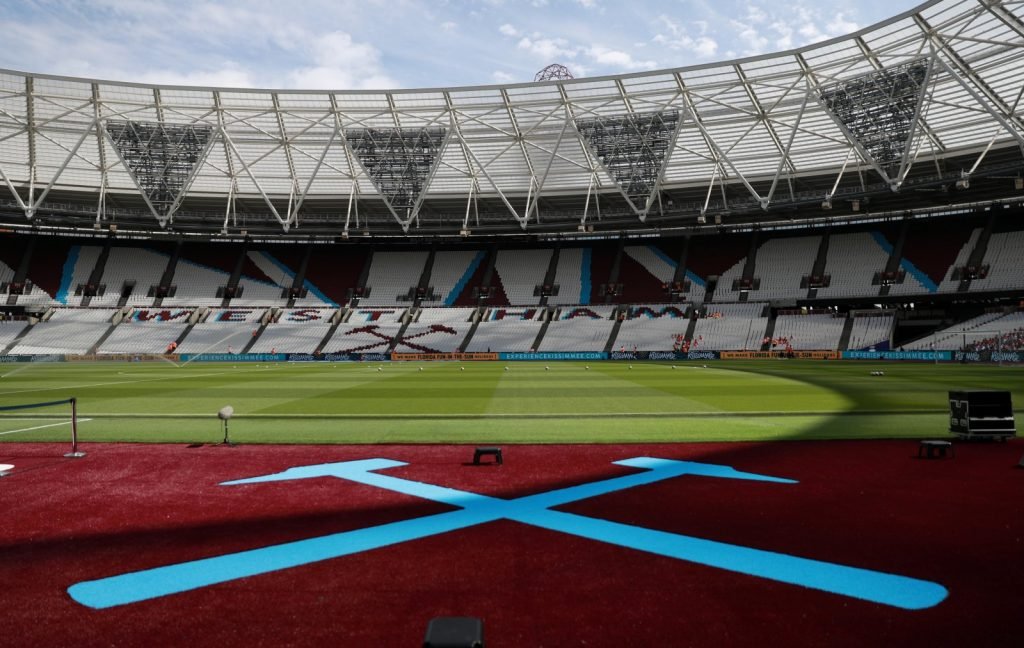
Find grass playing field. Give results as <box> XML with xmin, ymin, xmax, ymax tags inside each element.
<box><xmin>0</xmin><ymin>360</ymin><xmax>1021</xmax><ymax>444</ymax></box>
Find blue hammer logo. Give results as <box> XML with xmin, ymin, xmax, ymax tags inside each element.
<box><xmin>68</xmin><ymin>457</ymin><xmax>947</xmax><ymax>610</ymax></box>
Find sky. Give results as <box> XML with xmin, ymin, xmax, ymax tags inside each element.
<box><xmin>0</xmin><ymin>0</ymin><xmax>926</xmax><ymax>90</ymax></box>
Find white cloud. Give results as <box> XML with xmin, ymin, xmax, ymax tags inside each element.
<box><xmin>491</xmin><ymin>70</ymin><xmax>516</xmax><ymax>83</ymax></box>
<box><xmin>288</xmin><ymin>31</ymin><xmax>397</xmax><ymax>89</ymax></box>
<box><xmin>517</xmin><ymin>35</ymin><xmax>578</xmax><ymax>61</ymax></box>
<box><xmin>653</xmin><ymin>15</ymin><xmax>720</xmax><ymax>60</ymax></box>
<box><xmin>828</xmin><ymin>13</ymin><xmax>860</xmax><ymax>37</ymax></box>
<box><xmin>585</xmin><ymin>46</ymin><xmax>656</xmax><ymax>70</ymax></box>
<box><xmin>136</xmin><ymin>66</ymin><xmax>258</xmax><ymax>89</ymax></box>
<box><xmin>0</xmin><ymin>0</ymin><xmax>887</xmax><ymax>89</ymax></box>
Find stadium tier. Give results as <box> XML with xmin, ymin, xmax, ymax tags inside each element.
<box><xmin>0</xmin><ymin>212</ymin><xmax>1021</xmax><ymax>356</ymax></box>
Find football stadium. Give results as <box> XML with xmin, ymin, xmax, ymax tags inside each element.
<box><xmin>1</xmin><ymin>0</ymin><xmax>1023</xmax><ymax>645</ymax></box>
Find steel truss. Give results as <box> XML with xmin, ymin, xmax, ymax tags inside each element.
<box><xmin>104</xmin><ymin>119</ymin><xmax>215</xmax><ymax>225</ymax></box>
<box><xmin>819</xmin><ymin>59</ymin><xmax>932</xmax><ymax>188</ymax></box>
<box><xmin>344</xmin><ymin>126</ymin><xmax>446</xmax><ymax>230</ymax></box>
<box><xmin>575</xmin><ymin>110</ymin><xmax>680</xmax><ymax>218</ymax></box>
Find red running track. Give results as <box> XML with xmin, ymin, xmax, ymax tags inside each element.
<box><xmin>0</xmin><ymin>439</ymin><xmax>1021</xmax><ymax>647</ymax></box>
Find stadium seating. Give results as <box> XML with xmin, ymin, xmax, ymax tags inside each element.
<box><xmin>749</xmin><ymin>236</ymin><xmax>821</xmax><ymax>302</ymax></box>
<box><xmin>408</xmin><ymin>308</ymin><xmax>477</xmax><ymax>352</ymax></box>
<box><xmin>88</xmin><ymin>246</ymin><xmax>168</xmax><ymax>307</ymax></box>
<box><xmin>0</xmin><ymin>320</ymin><xmax>29</xmax><ymax>350</ymax></box>
<box><xmin>494</xmin><ymin>249</ymin><xmax>551</xmax><ymax>305</ymax></box>
<box><xmin>395</xmin><ymin>322</ymin><xmax>471</xmax><ymax>352</ymax></box>
<box><xmin>7</xmin><ymin>239</ymin><xmax>69</xmax><ymax>307</ymax></box>
<box><xmin>175</xmin><ymin>308</ymin><xmax>268</xmax><ymax>354</ymax></box>
<box><xmin>539</xmin><ymin>306</ymin><xmax>616</xmax><ymax>351</ymax></box>
<box><xmin>904</xmin><ymin>311</ymin><xmax>1007</xmax><ymax>350</ymax></box>
<box><xmin>772</xmin><ymin>313</ymin><xmax>846</xmax><ymax>350</ymax></box>
<box><xmin>9</xmin><ymin>283</ymin><xmax>54</xmax><ymax>308</ymax></box>
<box><xmin>324</xmin><ymin>323</ymin><xmax>402</xmax><ymax>353</ymax></box>
<box><xmin>0</xmin><ymin>259</ymin><xmax>16</xmax><ymax>295</ymax></box>
<box><xmin>97</xmin><ymin>308</ymin><xmax>194</xmax><ymax>354</ymax></box>
<box><xmin>416</xmin><ymin>307</ymin><xmax>476</xmax><ymax>324</ymax></box>
<box><xmin>968</xmin><ymin>230</ymin><xmax>1024</xmax><ymax>292</ymax></box>
<box><xmin>936</xmin><ymin>229</ymin><xmax>981</xmax><ymax>293</ymax></box>
<box><xmin>360</xmin><ymin>251</ymin><xmax>428</xmax><ymax>305</ymax></box>
<box><xmin>301</xmin><ymin>246</ymin><xmax>367</xmax><ymax>306</ymax></box>
<box><xmin>586</xmin><ymin>242</ymin><xmax>619</xmax><ymax>304</ymax></box>
<box><xmin>161</xmin><ymin>259</ymin><xmax>233</xmax><ymax>306</ymax></box>
<box><xmin>615</xmin><ymin>247</ymin><xmax>670</xmax><ymax>303</ymax></box>
<box><xmin>691</xmin><ymin>303</ymin><xmax>768</xmax><ymax>351</ymax></box>
<box><xmin>623</xmin><ymin>246</ymin><xmax>673</xmax><ymax>293</ymax></box>
<box><xmin>623</xmin><ymin>244</ymin><xmax>707</xmax><ymax>304</ymax></box>
<box><xmin>889</xmin><ymin>218</ymin><xmax>980</xmax><ymax>296</ymax></box>
<box><xmin>548</xmin><ymin>247</ymin><xmax>586</xmax><ymax>306</ymax></box>
<box><xmin>614</xmin><ymin>304</ymin><xmax>691</xmax><ymax>352</ymax></box>
<box><xmin>815</xmin><ymin>232</ymin><xmax>891</xmax><ymax>299</ymax></box>
<box><xmin>847</xmin><ymin>312</ymin><xmax>895</xmax><ymax>350</ymax></box>
<box><xmin>960</xmin><ymin>312</ymin><xmax>1024</xmax><ymax>351</ymax></box>
<box><xmin>10</xmin><ymin>308</ymin><xmax>117</xmax><ymax>355</ymax></box>
<box><xmin>248</xmin><ymin>308</ymin><xmax>337</xmax><ymax>353</ymax></box>
<box><xmin>57</xmin><ymin>245</ymin><xmax>103</xmax><ymax>307</ymax></box>
<box><xmin>465</xmin><ymin>307</ymin><xmax>545</xmax><ymax>352</ymax></box>
<box><xmin>421</xmin><ymin>251</ymin><xmax>482</xmax><ymax>306</ymax></box>
<box><xmin>1</xmin><ymin>215</ymin><xmax>1023</xmax><ymax>360</ymax></box>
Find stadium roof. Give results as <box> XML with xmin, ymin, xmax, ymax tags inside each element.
<box><xmin>1</xmin><ymin>0</ymin><xmax>1023</xmax><ymax>238</ymax></box>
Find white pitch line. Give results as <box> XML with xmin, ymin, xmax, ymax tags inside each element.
<box><xmin>0</xmin><ymin>369</ymin><xmax>245</xmax><ymax>398</ymax></box>
<box><xmin>0</xmin><ymin>418</ymin><xmax>93</xmax><ymax>436</ymax></box>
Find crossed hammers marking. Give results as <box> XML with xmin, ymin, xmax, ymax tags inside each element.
<box><xmin>68</xmin><ymin>458</ymin><xmax>947</xmax><ymax>610</ymax></box>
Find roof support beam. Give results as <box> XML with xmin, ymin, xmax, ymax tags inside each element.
<box><xmin>220</xmin><ymin>128</ymin><xmax>289</xmax><ymax>230</ymax></box>
<box><xmin>443</xmin><ymin>93</ymin><xmax>529</xmax><ymax>229</ymax></box>
<box><xmin>272</xmin><ymin>94</ymin><xmax>299</xmax><ymax>227</ymax></box>
<box><xmin>767</xmin><ymin>90</ymin><xmax>811</xmax><ymax>205</ymax></box>
<box><xmin>213</xmin><ymin>92</ymin><xmax>240</xmax><ymax>223</ymax></box>
<box><xmin>674</xmin><ymin>72</ymin><xmax>763</xmax><ymax>209</ymax></box>
<box><xmin>930</xmin><ymin>49</ymin><xmax>1024</xmax><ymax>151</ymax></box>
<box><xmin>25</xmin><ymin>118</ymin><xmax>97</xmax><ymax>220</ymax></box>
<box><xmin>25</xmin><ymin>77</ymin><xmax>36</xmax><ymax>205</ymax></box>
<box><xmin>916</xmin><ymin>12</ymin><xmax>1024</xmax><ymax>135</ymax></box>
<box><xmin>92</xmin><ymin>84</ymin><xmax>108</xmax><ymax>223</ymax></box>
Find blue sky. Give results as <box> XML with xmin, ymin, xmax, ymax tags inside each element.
<box><xmin>1</xmin><ymin>0</ymin><xmax>924</xmax><ymax>89</ymax></box>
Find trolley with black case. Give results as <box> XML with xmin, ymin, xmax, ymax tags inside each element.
<box><xmin>948</xmin><ymin>390</ymin><xmax>1016</xmax><ymax>440</ymax></box>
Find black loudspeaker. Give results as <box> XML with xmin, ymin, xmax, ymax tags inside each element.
<box><xmin>423</xmin><ymin>617</ymin><xmax>484</xmax><ymax>648</ymax></box>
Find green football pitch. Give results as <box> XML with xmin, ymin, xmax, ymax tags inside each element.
<box><xmin>0</xmin><ymin>360</ymin><xmax>1021</xmax><ymax>444</ymax></box>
